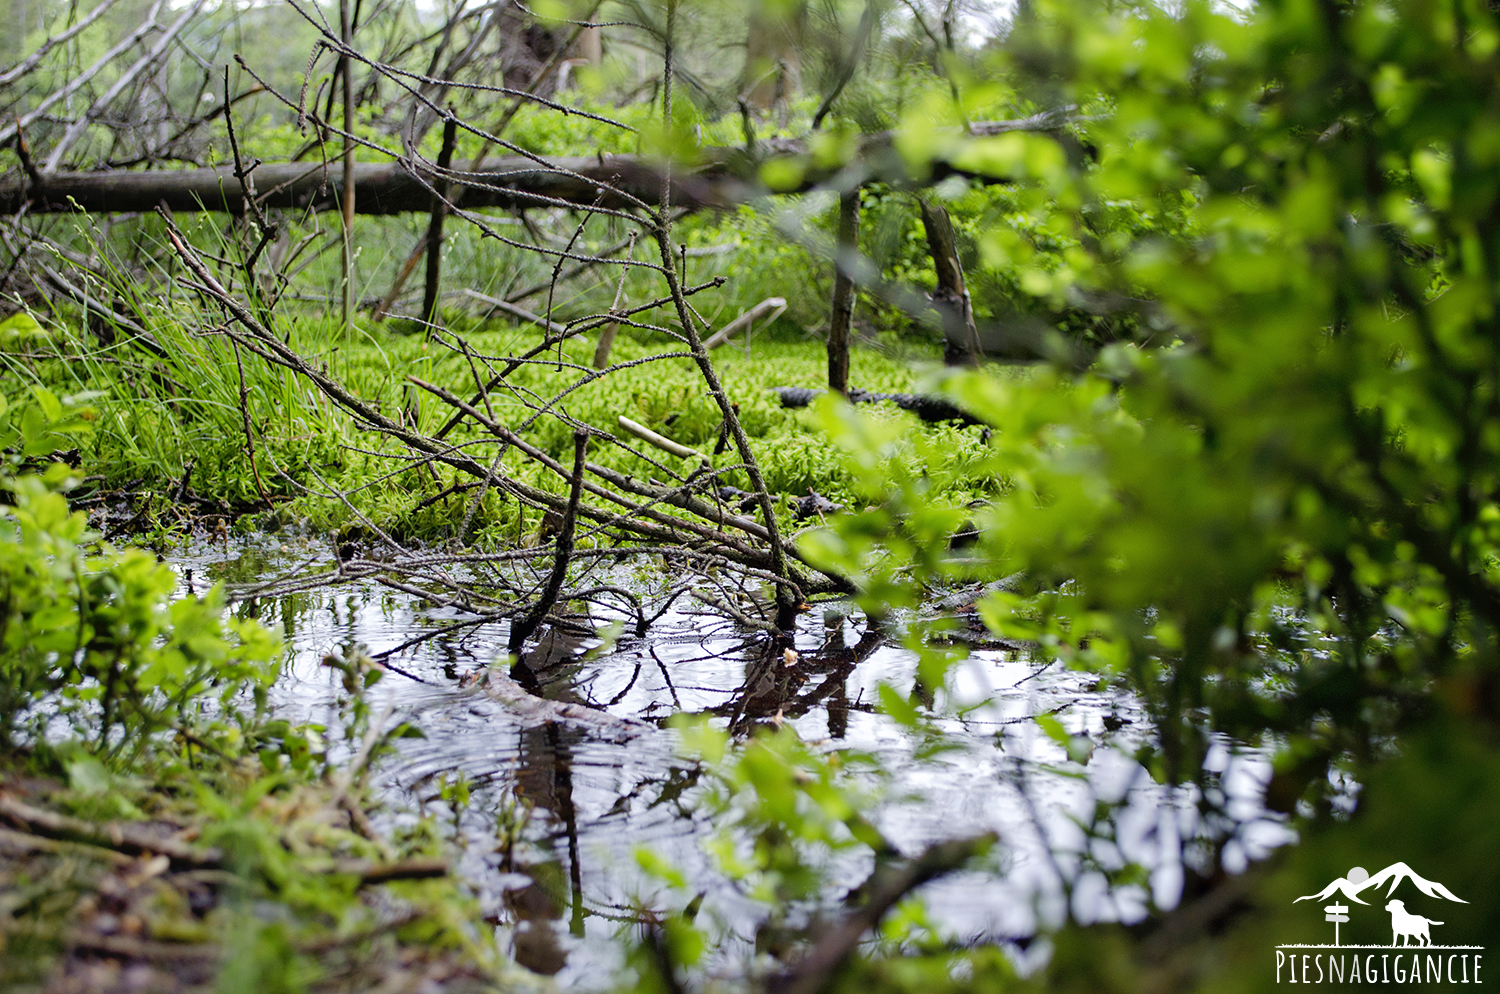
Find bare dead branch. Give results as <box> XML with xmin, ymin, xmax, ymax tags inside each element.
<box><xmin>509</xmin><ymin>430</ymin><xmax>589</xmax><ymax>655</ymax></box>
<box><xmin>767</xmin><ymin>834</ymin><xmax>997</xmax><ymax>994</ymax></box>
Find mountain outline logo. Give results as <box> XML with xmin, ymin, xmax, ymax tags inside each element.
<box><xmin>1293</xmin><ymin>862</ymin><xmax>1468</xmax><ymax>910</ymax></box>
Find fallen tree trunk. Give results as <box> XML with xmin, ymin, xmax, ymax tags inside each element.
<box><xmin>476</xmin><ymin>667</ymin><xmax>655</xmax><ymax>741</ymax></box>
<box><xmin>771</xmin><ymin>385</ymin><xmax>982</xmax><ymax>425</ymax></box>
<box><xmin>0</xmin><ymin>112</ymin><xmax>1079</xmax><ymax>215</ymax></box>
<box><xmin>4</xmin><ymin>155</ymin><xmax>709</xmax><ymax>215</ymax></box>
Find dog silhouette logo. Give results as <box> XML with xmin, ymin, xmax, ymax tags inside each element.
<box><xmin>1384</xmin><ymin>899</ymin><xmax>1441</xmax><ymax>947</ymax></box>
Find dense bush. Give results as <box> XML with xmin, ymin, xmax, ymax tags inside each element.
<box><xmin>0</xmin><ymin>386</ymin><xmax>278</xmax><ymax>757</ymax></box>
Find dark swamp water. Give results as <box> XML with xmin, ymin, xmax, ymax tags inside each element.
<box><xmin>172</xmin><ymin>532</ymin><xmax>1295</xmax><ymax>986</ymax></box>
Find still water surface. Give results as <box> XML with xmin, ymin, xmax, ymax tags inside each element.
<box><xmin>172</xmin><ymin>532</ymin><xmax>1293</xmax><ymax>985</ymax></box>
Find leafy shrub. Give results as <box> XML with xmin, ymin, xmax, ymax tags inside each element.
<box><xmin>0</xmin><ymin>388</ymin><xmax>279</xmax><ymax>759</ymax></box>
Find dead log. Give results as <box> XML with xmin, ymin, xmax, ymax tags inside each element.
<box><xmin>770</xmin><ymin>386</ymin><xmax>981</xmax><ymax>425</ymax></box>
<box><xmin>4</xmin><ymin>155</ymin><xmax>713</xmax><ymax>215</ymax></box>
<box><xmin>475</xmin><ymin>668</ymin><xmax>655</xmax><ymax>741</ymax></box>
<box><xmin>0</xmin><ymin>112</ymin><xmax>1081</xmax><ymax>216</ymax></box>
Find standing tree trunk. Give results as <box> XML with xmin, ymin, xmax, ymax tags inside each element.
<box><xmin>420</xmin><ymin>115</ymin><xmax>459</xmax><ymax>328</ymax></box>
<box><xmin>827</xmin><ymin>188</ymin><xmax>861</xmax><ymax>395</ymax></box>
<box><xmin>579</xmin><ymin>14</ymin><xmax>602</xmax><ymax>67</ymax></box>
<box><xmin>918</xmin><ymin>197</ymin><xmax>980</xmax><ymax>365</ymax></box>
<box><xmin>741</xmin><ymin>0</ymin><xmax>806</xmax><ymax>111</ymax></box>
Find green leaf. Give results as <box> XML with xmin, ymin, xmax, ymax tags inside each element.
<box><xmin>0</xmin><ymin>311</ymin><xmax>44</xmax><ymax>346</ymax></box>
<box><xmin>31</xmin><ymin>386</ymin><xmax>61</xmax><ymax>423</ymax></box>
<box><xmin>878</xmin><ymin>682</ymin><xmax>921</xmax><ymax>727</ymax></box>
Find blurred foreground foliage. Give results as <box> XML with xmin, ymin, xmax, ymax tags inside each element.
<box><xmin>787</xmin><ymin>0</ymin><xmax>1500</xmax><ymax>987</ymax></box>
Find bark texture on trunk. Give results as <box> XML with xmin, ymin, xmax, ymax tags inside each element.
<box><xmin>420</xmin><ymin>116</ymin><xmax>459</xmax><ymax>327</ymax></box>
<box><xmin>827</xmin><ymin>188</ymin><xmax>861</xmax><ymax>395</ymax></box>
<box><xmin>0</xmin><ymin>113</ymin><xmax>1076</xmax><ymax>215</ymax></box>
<box><xmin>918</xmin><ymin>197</ymin><xmax>981</xmax><ymax>365</ymax></box>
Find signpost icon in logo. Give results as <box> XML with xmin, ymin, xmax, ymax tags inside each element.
<box><xmin>1325</xmin><ymin>901</ymin><xmax>1350</xmax><ymax>946</ymax></box>
<box><xmin>1319</xmin><ymin>865</ymin><xmax>1369</xmax><ymax>946</ymax></box>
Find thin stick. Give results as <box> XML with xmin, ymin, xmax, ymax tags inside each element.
<box><xmin>0</xmin><ymin>1</ymin><xmax>166</xmax><ymax>150</ymax></box>
<box><xmin>231</xmin><ymin>337</ymin><xmax>273</xmax><ymax>508</ymax></box>
<box><xmin>340</xmin><ymin>0</ymin><xmax>356</xmax><ymax>331</ymax></box>
<box><xmin>0</xmin><ymin>825</ymin><xmax>133</xmax><ymax>866</ymax></box>
<box><xmin>371</xmin><ymin>234</ymin><xmax>426</xmax><ymax>319</ymax></box>
<box><xmin>509</xmin><ymin>234</ymin><xmax>636</xmax><ymax>305</ymax></box>
<box><xmin>0</xmin><ymin>795</ymin><xmax>220</xmax><ymax>867</ymax></box>
<box><xmin>617</xmin><ymin>415</ymin><xmax>703</xmax><ymax>462</ymax></box>
<box><xmin>10</xmin><ymin>117</ymin><xmax>41</xmax><ymax>191</ymax></box>
<box><xmin>702</xmin><ymin>295</ymin><xmax>788</xmax><ymax>350</ymax></box>
<box><xmin>811</xmin><ymin>2</ymin><xmax>876</xmax><ymax>130</ymax></box>
<box><xmin>40</xmin><ymin>0</ymin><xmax>206</xmax><ymax>172</ymax></box>
<box><xmin>373</xmin><ymin>6</ymin><xmax>604</xmax><ymax>313</ymax></box>
<box><xmin>654</xmin><ymin>0</ymin><xmax>799</xmax><ymax>627</ymax></box>
<box><xmin>508</xmin><ymin>430</ymin><xmax>589</xmax><ymax>656</ymax></box>
<box><xmin>593</xmin><ymin>231</ymin><xmax>637</xmax><ymax>368</ymax></box>
<box><xmin>460</xmin><ymin>288</ymin><xmax>567</xmax><ymax>334</ymax></box>
<box><xmin>767</xmin><ymin>834</ymin><xmax>995</xmax><ymax>994</ymax></box>
<box><xmin>0</xmin><ymin>0</ymin><xmax>124</xmax><ymax>88</ymax></box>
<box><xmin>223</xmin><ymin>68</ymin><xmax>281</xmax><ymax>324</ymax></box>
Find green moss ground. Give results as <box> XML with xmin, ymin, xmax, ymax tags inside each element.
<box><xmin>12</xmin><ymin>315</ymin><xmax>1007</xmax><ymax>546</ymax></box>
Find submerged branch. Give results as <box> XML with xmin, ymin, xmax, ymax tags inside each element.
<box><xmin>768</xmin><ymin>834</ymin><xmax>997</xmax><ymax>994</ymax></box>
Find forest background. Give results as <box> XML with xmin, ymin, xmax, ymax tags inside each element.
<box><xmin>2</xmin><ymin>0</ymin><xmax>1500</xmax><ymax>992</ymax></box>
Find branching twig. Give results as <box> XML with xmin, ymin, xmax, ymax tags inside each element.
<box><xmin>767</xmin><ymin>834</ymin><xmax>996</xmax><ymax>994</ymax></box>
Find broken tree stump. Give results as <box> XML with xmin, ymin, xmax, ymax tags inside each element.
<box><xmin>917</xmin><ymin>197</ymin><xmax>982</xmax><ymax>365</ymax></box>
